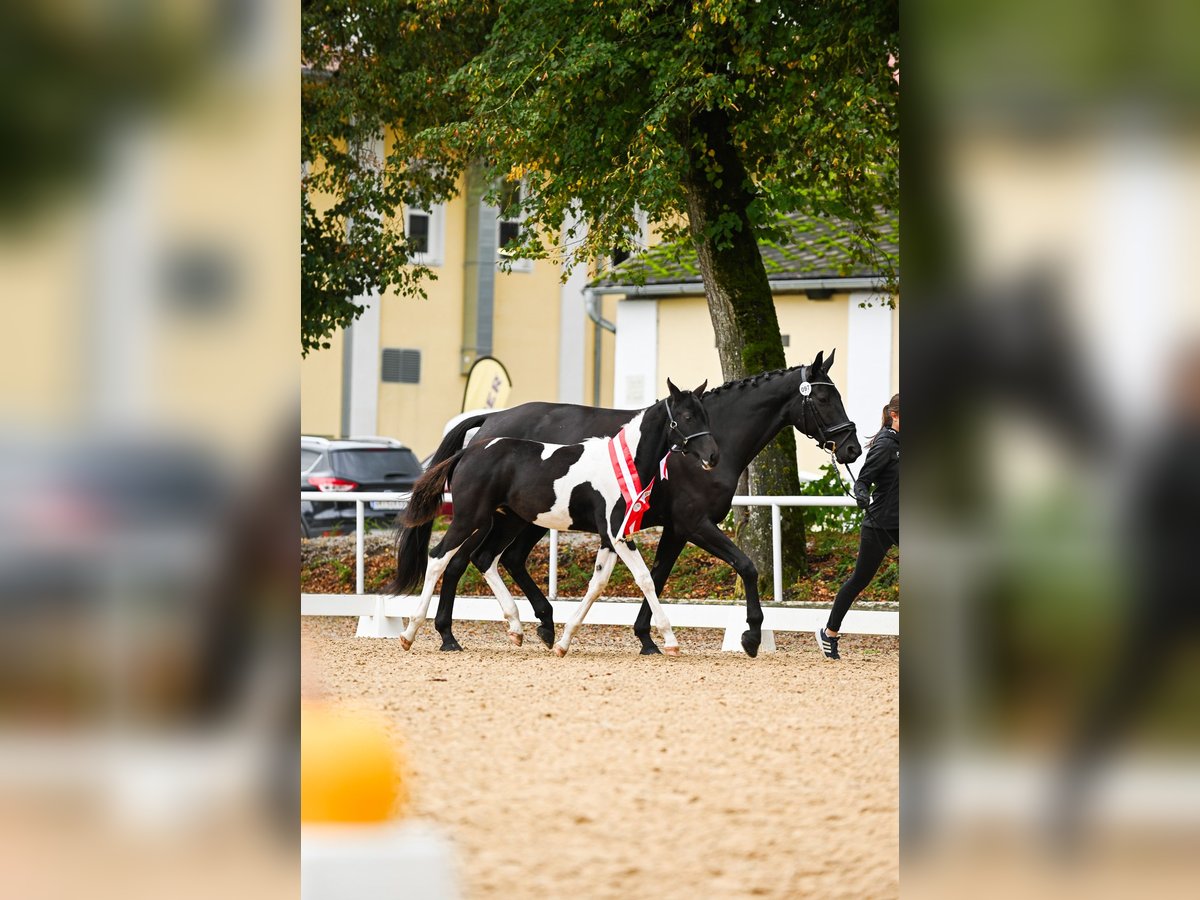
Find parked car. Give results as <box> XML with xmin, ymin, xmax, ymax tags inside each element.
<box><xmin>301</xmin><ymin>436</ymin><xmax>419</xmax><ymax>537</ymax></box>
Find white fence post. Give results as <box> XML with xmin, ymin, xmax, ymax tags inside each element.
<box><xmin>771</xmin><ymin>502</ymin><xmax>783</xmax><ymax>602</ymax></box>
<box><xmin>355</xmin><ymin>499</ymin><xmax>365</xmax><ymax>595</ymax></box>
<box><xmin>548</xmin><ymin>530</ymin><xmax>559</xmax><ymax>599</ymax></box>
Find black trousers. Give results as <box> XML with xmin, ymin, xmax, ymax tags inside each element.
<box><xmin>827</xmin><ymin>525</ymin><xmax>897</xmax><ymax>632</ymax></box>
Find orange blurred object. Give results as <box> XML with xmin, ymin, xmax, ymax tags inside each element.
<box><xmin>301</xmin><ymin>706</ymin><xmax>407</xmax><ymax>823</ymax></box>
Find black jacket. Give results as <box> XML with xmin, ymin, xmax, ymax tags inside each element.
<box><xmin>853</xmin><ymin>428</ymin><xmax>899</xmax><ymax>533</ymax></box>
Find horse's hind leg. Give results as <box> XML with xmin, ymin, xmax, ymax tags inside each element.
<box><xmin>399</xmin><ymin>526</ymin><xmax>471</xmax><ymax>649</ymax></box>
<box><xmin>500</xmin><ymin>525</ymin><xmax>555</xmax><ymax>647</ymax></box>
<box><xmin>433</xmin><ymin>538</ymin><xmax>478</xmax><ymax>651</ymax></box>
<box><xmin>613</xmin><ymin>539</ymin><xmax>680</xmax><ymax>656</ymax></box>
<box><xmin>554</xmin><ymin>547</ymin><xmax>618</xmax><ymax>656</ymax></box>
<box><xmin>434</xmin><ymin>525</ymin><xmax>494</xmax><ymax>650</ymax></box>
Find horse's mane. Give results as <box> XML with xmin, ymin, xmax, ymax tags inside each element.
<box><xmin>702</xmin><ymin>364</ymin><xmax>810</xmax><ymax>399</ymax></box>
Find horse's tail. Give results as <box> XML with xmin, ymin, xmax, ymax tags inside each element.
<box><xmin>388</xmin><ymin>452</ymin><xmax>464</xmax><ymax>595</ymax></box>
<box><xmin>428</xmin><ymin>413</ymin><xmax>493</xmax><ymax>470</ymax></box>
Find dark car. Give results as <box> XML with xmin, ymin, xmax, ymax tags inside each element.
<box><xmin>301</xmin><ymin>436</ymin><xmax>418</xmax><ymax>537</ymax></box>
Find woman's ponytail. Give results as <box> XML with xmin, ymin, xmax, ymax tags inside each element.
<box><xmin>869</xmin><ymin>393</ymin><xmax>900</xmax><ymax>447</ymax></box>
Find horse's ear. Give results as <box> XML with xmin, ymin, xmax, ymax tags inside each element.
<box><xmin>812</xmin><ymin>350</ymin><xmax>825</xmax><ymax>372</ymax></box>
<box><xmin>822</xmin><ymin>348</ymin><xmax>836</xmax><ymax>372</ymax></box>
<box><xmin>666</xmin><ymin>378</ymin><xmax>681</xmax><ymax>397</ymax></box>
<box><xmin>692</xmin><ymin>380</ymin><xmax>707</xmax><ymax>396</ymax></box>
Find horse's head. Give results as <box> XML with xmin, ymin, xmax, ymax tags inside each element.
<box><xmin>788</xmin><ymin>350</ymin><xmax>862</xmax><ymax>463</ymax></box>
<box><xmin>665</xmin><ymin>378</ymin><xmax>720</xmax><ymax>470</ymax></box>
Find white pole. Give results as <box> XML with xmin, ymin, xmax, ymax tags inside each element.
<box><xmin>771</xmin><ymin>503</ymin><xmax>783</xmax><ymax>602</ymax></box>
<box><xmin>356</xmin><ymin>500</ymin><xmax>365</xmax><ymax>595</ymax></box>
<box><xmin>548</xmin><ymin>530</ymin><xmax>559</xmax><ymax>599</ymax></box>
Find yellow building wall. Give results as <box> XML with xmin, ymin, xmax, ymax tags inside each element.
<box><xmin>655</xmin><ymin>293</ymin><xmax>855</xmax><ymax>478</ymax></box>
<box><xmin>300</xmin><ymin>332</ymin><xmax>344</xmax><ymax>438</ymax></box>
<box><xmin>375</xmin><ymin>175</ymin><xmax>469</xmax><ymax>458</ymax></box>
<box><xmin>491</xmin><ymin>258</ymin><xmax>563</xmax><ymax>409</ymax></box>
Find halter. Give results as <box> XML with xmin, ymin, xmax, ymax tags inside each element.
<box><xmin>796</xmin><ymin>365</ymin><xmax>857</xmax><ymax>452</ymax></box>
<box><xmin>663</xmin><ymin>397</ymin><xmax>713</xmax><ymax>453</ymax></box>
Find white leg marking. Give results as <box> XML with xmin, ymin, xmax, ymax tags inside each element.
<box><xmin>399</xmin><ymin>543</ymin><xmax>463</xmax><ymax>646</ymax></box>
<box><xmin>555</xmin><ymin>548</ymin><xmax>618</xmax><ymax>655</ymax></box>
<box><xmin>482</xmin><ymin>560</ymin><xmax>524</xmax><ymax>643</ymax></box>
<box><xmin>612</xmin><ymin>540</ymin><xmax>679</xmax><ymax>652</ymax></box>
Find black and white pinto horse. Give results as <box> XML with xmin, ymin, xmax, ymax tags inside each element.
<box><xmin>409</xmin><ymin>350</ymin><xmax>861</xmax><ymax>657</ymax></box>
<box><xmin>392</xmin><ymin>380</ymin><xmax>719</xmax><ymax>657</ymax></box>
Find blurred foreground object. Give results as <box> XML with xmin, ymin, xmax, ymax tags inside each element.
<box><xmin>903</xmin><ymin>0</ymin><xmax>1200</xmax><ymax>893</ymax></box>
<box><xmin>0</xmin><ymin>0</ymin><xmax>297</xmax><ymax>897</ymax></box>
<box><xmin>301</xmin><ymin>706</ymin><xmax>459</xmax><ymax>900</ymax></box>
<box><xmin>301</xmin><ymin>706</ymin><xmax>407</xmax><ymax>823</ymax></box>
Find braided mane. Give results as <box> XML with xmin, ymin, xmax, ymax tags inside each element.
<box><xmin>702</xmin><ymin>364</ymin><xmax>809</xmax><ymax>398</ymax></box>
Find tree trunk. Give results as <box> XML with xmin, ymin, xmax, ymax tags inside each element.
<box><xmin>680</xmin><ymin>108</ymin><xmax>807</xmax><ymax>596</ymax></box>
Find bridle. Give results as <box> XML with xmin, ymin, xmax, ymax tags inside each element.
<box><xmin>794</xmin><ymin>367</ymin><xmax>899</xmax><ymax>540</ymax></box>
<box><xmin>663</xmin><ymin>397</ymin><xmax>713</xmax><ymax>453</ymax></box>
<box><xmin>795</xmin><ymin>366</ymin><xmax>856</xmax><ymax>453</ymax></box>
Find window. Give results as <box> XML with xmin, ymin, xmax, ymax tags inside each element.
<box><xmin>497</xmin><ymin>182</ymin><xmax>522</xmax><ymax>251</ymax></box>
<box><xmin>301</xmin><ymin>448</ymin><xmax>321</xmax><ymax>472</ymax></box>
<box><xmin>381</xmin><ymin>348</ymin><xmax>421</xmax><ymax>384</ymax></box>
<box><xmin>496</xmin><ymin>181</ymin><xmax>532</xmax><ymax>272</ymax></box>
<box><xmin>405</xmin><ymin>204</ymin><xmax>444</xmax><ymax>266</ymax></box>
<box><xmin>407</xmin><ymin>210</ymin><xmax>430</xmax><ymax>254</ymax></box>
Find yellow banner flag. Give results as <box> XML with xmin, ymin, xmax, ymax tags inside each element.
<box><xmin>461</xmin><ymin>356</ymin><xmax>512</xmax><ymax>412</ymax></box>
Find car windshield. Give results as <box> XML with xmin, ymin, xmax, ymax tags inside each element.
<box><xmin>330</xmin><ymin>448</ymin><xmax>421</xmax><ymax>481</ymax></box>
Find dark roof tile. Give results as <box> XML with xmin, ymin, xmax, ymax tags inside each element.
<box><xmin>591</xmin><ymin>210</ymin><xmax>897</xmax><ymax>289</ymax></box>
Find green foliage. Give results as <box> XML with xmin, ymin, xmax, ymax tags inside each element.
<box><xmin>435</xmin><ymin>0</ymin><xmax>899</xmax><ymax>271</ymax></box>
<box><xmin>300</xmin><ymin>1</ymin><xmax>493</xmax><ymax>353</ymax></box>
<box><xmin>799</xmin><ymin>462</ymin><xmax>864</xmax><ymax>533</ymax></box>
<box><xmin>301</xmin><ymin>1</ymin><xmax>899</xmax><ymax>351</ymax></box>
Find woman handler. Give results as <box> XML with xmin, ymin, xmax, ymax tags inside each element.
<box><xmin>816</xmin><ymin>393</ymin><xmax>899</xmax><ymax>660</ymax></box>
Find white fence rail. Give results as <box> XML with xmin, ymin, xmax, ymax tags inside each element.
<box><xmin>300</xmin><ymin>491</ymin><xmax>898</xmax><ymax>644</ymax></box>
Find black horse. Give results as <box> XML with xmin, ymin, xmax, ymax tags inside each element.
<box><xmin>391</xmin><ymin>380</ymin><xmax>719</xmax><ymax>656</ymax></box>
<box><xmin>407</xmin><ymin>350</ymin><xmax>861</xmax><ymax>657</ymax></box>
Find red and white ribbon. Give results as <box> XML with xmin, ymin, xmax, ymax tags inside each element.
<box><xmin>607</xmin><ymin>427</ymin><xmax>672</xmax><ymax>537</ymax></box>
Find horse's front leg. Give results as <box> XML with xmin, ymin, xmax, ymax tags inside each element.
<box><xmin>499</xmin><ymin>524</ymin><xmax>555</xmax><ymax>648</ymax></box>
<box><xmin>633</xmin><ymin>527</ymin><xmax>686</xmax><ymax>655</ymax></box>
<box><xmin>685</xmin><ymin>519</ymin><xmax>762</xmax><ymax>657</ymax></box>
<box><xmin>613</xmin><ymin>539</ymin><xmax>680</xmax><ymax>657</ymax></box>
<box><xmin>470</xmin><ymin>513</ymin><xmax>534</xmax><ymax>646</ymax></box>
<box><xmin>554</xmin><ymin>547</ymin><xmax>618</xmax><ymax>656</ymax></box>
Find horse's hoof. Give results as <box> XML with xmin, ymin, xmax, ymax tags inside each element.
<box><xmin>553</xmin><ymin>644</ymin><xmax>567</xmax><ymax>658</ymax></box>
<box><xmin>399</xmin><ymin>636</ymin><xmax>412</xmax><ymax>651</ymax></box>
<box><xmin>536</xmin><ymin>623</ymin><xmax>556</xmax><ymax>648</ymax></box>
<box><xmin>439</xmin><ymin>639</ymin><xmax>463</xmax><ymax>652</ymax></box>
<box><xmin>664</xmin><ymin>645</ymin><xmax>681</xmax><ymax>658</ymax></box>
<box><xmin>508</xmin><ymin>631</ymin><xmax>524</xmax><ymax>647</ymax></box>
<box><xmin>742</xmin><ymin>631</ymin><xmax>761</xmax><ymax>659</ymax></box>
<box><xmin>639</xmin><ymin>644</ymin><xmax>662</xmax><ymax>656</ymax></box>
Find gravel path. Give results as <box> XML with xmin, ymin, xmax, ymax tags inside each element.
<box><xmin>303</xmin><ymin>617</ymin><xmax>898</xmax><ymax>898</ymax></box>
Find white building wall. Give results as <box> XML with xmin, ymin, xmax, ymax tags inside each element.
<box><xmin>846</xmin><ymin>293</ymin><xmax>896</xmax><ymax>438</ymax></box>
<box><xmin>344</xmin><ymin>289</ymin><xmax>381</xmax><ymax>436</ymax></box>
<box><xmin>612</xmin><ymin>299</ymin><xmax>659</xmax><ymax>409</ymax></box>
